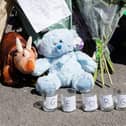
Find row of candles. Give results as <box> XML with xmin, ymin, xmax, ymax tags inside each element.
<box><xmin>40</xmin><ymin>88</ymin><xmax>126</xmax><ymax>112</ymax></box>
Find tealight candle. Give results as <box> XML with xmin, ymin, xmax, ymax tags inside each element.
<box><xmin>98</xmin><ymin>88</ymin><xmax>114</xmax><ymax>112</ymax></box>
<box><xmin>61</xmin><ymin>88</ymin><xmax>76</xmax><ymax>112</ymax></box>
<box><xmin>42</xmin><ymin>88</ymin><xmax>58</xmax><ymax>112</ymax></box>
<box><xmin>115</xmin><ymin>89</ymin><xmax>126</xmax><ymax>111</ymax></box>
<box><xmin>81</xmin><ymin>91</ymin><xmax>98</xmax><ymax>112</ymax></box>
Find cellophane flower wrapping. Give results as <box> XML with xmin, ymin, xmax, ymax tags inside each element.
<box><xmin>76</xmin><ymin>0</ymin><xmax>126</xmax><ymax>86</ymax></box>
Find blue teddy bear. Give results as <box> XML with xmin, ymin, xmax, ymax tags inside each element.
<box><xmin>32</xmin><ymin>29</ymin><xmax>97</xmax><ymax>94</ymax></box>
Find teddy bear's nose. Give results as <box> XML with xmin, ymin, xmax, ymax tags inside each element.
<box><xmin>56</xmin><ymin>45</ymin><xmax>62</xmax><ymax>49</ymax></box>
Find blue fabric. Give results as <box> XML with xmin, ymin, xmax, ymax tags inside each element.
<box><xmin>36</xmin><ymin>73</ymin><xmax>61</xmax><ymax>95</ymax></box>
<box><xmin>32</xmin><ymin>29</ymin><xmax>97</xmax><ymax>95</ymax></box>
<box><xmin>32</xmin><ymin>58</ymin><xmax>51</xmax><ymax>76</ymax></box>
<box><xmin>75</xmin><ymin>51</ymin><xmax>97</xmax><ymax>73</ymax></box>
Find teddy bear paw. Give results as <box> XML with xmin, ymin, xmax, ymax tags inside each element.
<box><xmin>72</xmin><ymin>72</ymin><xmax>94</xmax><ymax>93</ymax></box>
<box><xmin>35</xmin><ymin>76</ymin><xmax>57</xmax><ymax>95</ymax></box>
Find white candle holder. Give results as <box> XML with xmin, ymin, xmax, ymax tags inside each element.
<box><xmin>114</xmin><ymin>89</ymin><xmax>126</xmax><ymax>111</ymax></box>
<box><xmin>61</xmin><ymin>88</ymin><xmax>76</xmax><ymax>112</ymax></box>
<box><xmin>81</xmin><ymin>91</ymin><xmax>98</xmax><ymax>112</ymax></box>
<box><xmin>42</xmin><ymin>88</ymin><xmax>58</xmax><ymax>112</ymax></box>
<box><xmin>98</xmin><ymin>88</ymin><xmax>114</xmax><ymax>112</ymax></box>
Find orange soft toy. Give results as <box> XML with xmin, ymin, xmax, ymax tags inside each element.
<box><xmin>0</xmin><ymin>32</ymin><xmax>37</xmax><ymax>86</ymax></box>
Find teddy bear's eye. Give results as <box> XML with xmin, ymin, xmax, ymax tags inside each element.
<box><xmin>59</xmin><ymin>40</ymin><xmax>63</xmax><ymax>43</ymax></box>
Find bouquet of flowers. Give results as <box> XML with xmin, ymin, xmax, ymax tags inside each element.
<box><xmin>76</xmin><ymin>0</ymin><xmax>126</xmax><ymax>86</ymax></box>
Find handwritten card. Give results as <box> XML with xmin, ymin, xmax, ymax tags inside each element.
<box><xmin>17</xmin><ymin>0</ymin><xmax>71</xmax><ymax>33</ymax></box>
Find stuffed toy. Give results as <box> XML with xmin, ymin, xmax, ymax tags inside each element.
<box><xmin>0</xmin><ymin>32</ymin><xmax>37</xmax><ymax>86</ymax></box>
<box><xmin>32</xmin><ymin>29</ymin><xmax>97</xmax><ymax>94</ymax></box>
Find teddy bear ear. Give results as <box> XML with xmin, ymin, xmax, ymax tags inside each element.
<box><xmin>70</xmin><ymin>29</ymin><xmax>78</xmax><ymax>37</ymax></box>
<box><xmin>70</xmin><ymin>30</ymin><xmax>84</xmax><ymax>50</ymax></box>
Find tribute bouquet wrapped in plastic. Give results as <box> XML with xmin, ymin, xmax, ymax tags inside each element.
<box><xmin>76</xmin><ymin>0</ymin><xmax>126</xmax><ymax>86</ymax></box>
